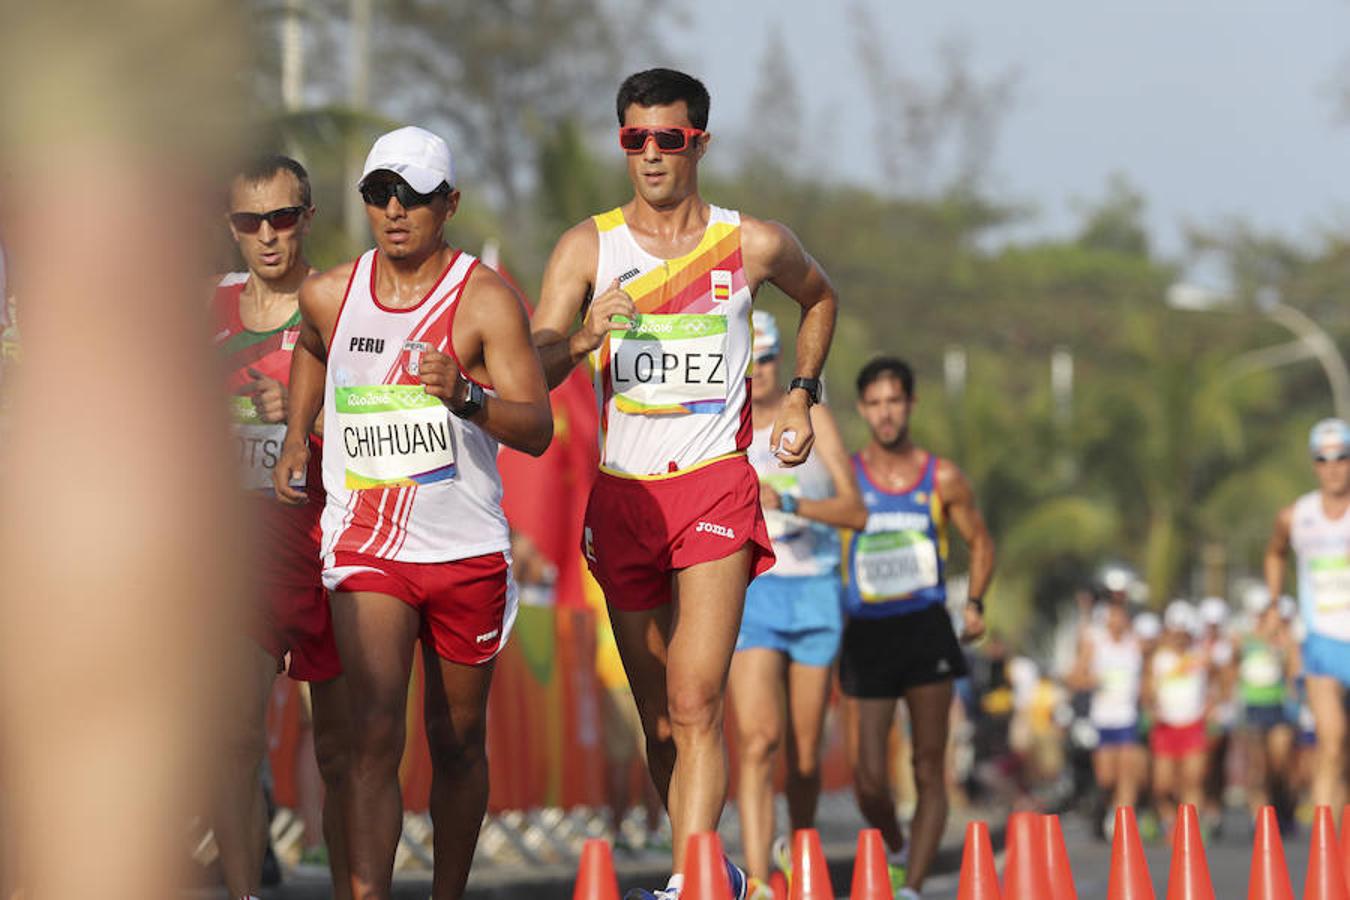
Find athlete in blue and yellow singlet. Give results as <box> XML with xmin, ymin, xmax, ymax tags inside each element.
<box><xmin>841</xmin><ymin>357</ymin><xmax>995</xmax><ymax>897</ymax></box>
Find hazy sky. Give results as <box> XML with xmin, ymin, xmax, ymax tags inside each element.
<box><xmin>684</xmin><ymin>0</ymin><xmax>1350</xmax><ymax>256</ymax></box>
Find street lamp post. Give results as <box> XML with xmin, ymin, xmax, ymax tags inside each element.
<box><xmin>1166</xmin><ymin>282</ymin><xmax>1350</xmax><ymax>421</ymax></box>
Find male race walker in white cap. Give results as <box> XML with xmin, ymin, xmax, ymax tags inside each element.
<box><xmin>274</xmin><ymin>126</ymin><xmax>553</xmax><ymax>900</ymax></box>
<box><xmin>1265</xmin><ymin>417</ymin><xmax>1350</xmax><ymax>809</ymax></box>
<box><xmin>728</xmin><ymin>311</ymin><xmax>866</xmax><ymax>896</ymax></box>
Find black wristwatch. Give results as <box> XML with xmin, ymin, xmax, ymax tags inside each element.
<box><xmin>968</xmin><ymin>597</ymin><xmax>985</xmax><ymax>615</ymax></box>
<box><xmin>788</xmin><ymin>376</ymin><xmax>821</xmax><ymax>405</ymax></box>
<box><xmin>450</xmin><ymin>379</ymin><xmax>486</xmax><ymax>419</ymax></box>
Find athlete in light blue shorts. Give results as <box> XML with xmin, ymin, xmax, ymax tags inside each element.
<box><xmin>728</xmin><ymin>312</ymin><xmax>867</xmax><ymax>895</ymax></box>
<box><xmin>1265</xmin><ymin>417</ymin><xmax>1350</xmax><ymax>809</ymax></box>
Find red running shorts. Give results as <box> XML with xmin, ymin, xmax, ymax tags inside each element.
<box><xmin>582</xmin><ymin>455</ymin><xmax>774</xmax><ymax>612</ymax></box>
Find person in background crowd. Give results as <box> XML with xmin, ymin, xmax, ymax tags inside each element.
<box><xmin>1236</xmin><ymin>587</ymin><xmax>1297</xmax><ymax>824</ymax></box>
<box><xmin>1068</xmin><ymin>592</ymin><xmax>1145</xmax><ymax>839</ymax></box>
<box><xmin>1198</xmin><ymin>596</ymin><xmax>1236</xmax><ymax>835</ymax></box>
<box><xmin>1144</xmin><ymin>601</ymin><xmax>1212</xmax><ymax>838</ymax></box>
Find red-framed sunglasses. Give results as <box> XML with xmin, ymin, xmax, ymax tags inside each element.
<box><xmin>229</xmin><ymin>205</ymin><xmax>307</xmax><ymax>234</ymax></box>
<box><xmin>618</xmin><ymin>126</ymin><xmax>705</xmax><ymax>154</ymax></box>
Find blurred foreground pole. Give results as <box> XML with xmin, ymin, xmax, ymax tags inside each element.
<box><xmin>0</xmin><ymin>3</ymin><xmax>248</xmax><ymax>897</ymax></box>
<box><xmin>282</xmin><ymin>0</ymin><xmax>305</xmax><ymax>111</ymax></box>
<box><xmin>944</xmin><ymin>344</ymin><xmax>967</xmax><ymax>400</ymax></box>
<box><xmin>343</xmin><ymin>0</ymin><xmax>373</xmax><ymax>242</ymax></box>
<box><xmin>1051</xmin><ymin>346</ymin><xmax>1076</xmax><ymax>482</ymax></box>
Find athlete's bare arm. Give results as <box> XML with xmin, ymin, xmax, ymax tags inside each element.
<box><xmin>533</xmin><ymin>221</ymin><xmax>637</xmax><ymax>389</ymax></box>
<box><xmin>1140</xmin><ymin>661</ymin><xmax>1157</xmax><ymax>714</ymax></box>
<box><xmin>420</xmin><ymin>264</ymin><xmax>552</xmax><ymax>456</ymax></box>
<box><xmin>1264</xmin><ymin>505</ymin><xmax>1294</xmax><ymax>605</ymax></box>
<box><xmin>740</xmin><ymin>216</ymin><xmax>837</xmax><ymax>467</ymax></box>
<box><xmin>273</xmin><ymin>263</ymin><xmax>352</xmax><ymax>503</ymax></box>
<box><xmin>937</xmin><ymin>459</ymin><xmax>995</xmax><ymax>642</ymax></box>
<box><xmin>1066</xmin><ymin>634</ymin><xmax>1097</xmax><ymax>692</ymax></box>
<box><xmin>761</xmin><ymin>404</ymin><xmax>867</xmax><ymax>530</ymax></box>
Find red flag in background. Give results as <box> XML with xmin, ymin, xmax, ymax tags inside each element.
<box><xmin>485</xmin><ymin>242</ymin><xmax>599</xmax><ymax>608</ymax></box>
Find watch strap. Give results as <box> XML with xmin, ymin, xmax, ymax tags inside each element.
<box><xmin>788</xmin><ymin>376</ymin><xmax>821</xmax><ymax>405</ymax></box>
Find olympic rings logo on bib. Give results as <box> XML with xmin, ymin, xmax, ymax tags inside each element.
<box><xmin>335</xmin><ymin>385</ymin><xmax>457</xmax><ymax>490</ymax></box>
<box><xmin>610</xmin><ymin>313</ymin><xmax>729</xmax><ymax>416</ymax></box>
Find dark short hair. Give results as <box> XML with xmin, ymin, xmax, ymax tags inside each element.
<box><xmin>856</xmin><ymin>356</ymin><xmax>915</xmax><ymax>398</ymax></box>
<box><xmin>616</xmin><ymin>68</ymin><xmax>710</xmax><ymax>130</ymax></box>
<box><xmin>231</xmin><ymin>154</ymin><xmax>311</xmax><ymax>208</ymax></box>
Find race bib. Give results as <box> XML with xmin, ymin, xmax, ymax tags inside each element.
<box><xmin>610</xmin><ymin>314</ymin><xmax>728</xmax><ymax>415</ymax></box>
<box><xmin>1100</xmin><ymin>666</ymin><xmax>1133</xmax><ymax>700</ymax></box>
<box><xmin>335</xmin><ymin>385</ymin><xmax>456</xmax><ymax>490</ymax></box>
<box><xmin>854</xmin><ymin>530</ymin><xmax>940</xmax><ymax>603</ymax></box>
<box><xmin>1310</xmin><ymin>555</ymin><xmax>1350</xmax><ymax>612</ymax></box>
<box><xmin>231</xmin><ymin>396</ymin><xmax>296</xmax><ymax>492</ymax></box>
<box><xmin>1240</xmin><ymin>650</ymin><xmax>1282</xmax><ymax>689</ymax></box>
<box><xmin>1158</xmin><ymin>673</ymin><xmax>1204</xmax><ymax>723</ymax></box>
<box><xmin>762</xmin><ymin>472</ymin><xmax>806</xmax><ymax>541</ymax></box>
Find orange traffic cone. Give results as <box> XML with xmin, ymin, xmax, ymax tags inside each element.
<box><xmin>1340</xmin><ymin>805</ymin><xmax>1350</xmax><ymax>896</ymax></box>
<box><xmin>1305</xmin><ymin>805</ymin><xmax>1348</xmax><ymax>900</ymax></box>
<box><xmin>1248</xmin><ymin>806</ymin><xmax>1294</xmax><ymax>900</ymax></box>
<box><xmin>683</xmin><ymin>832</ymin><xmax>733</xmax><ymax>900</ymax></box>
<box><xmin>850</xmin><ymin>829</ymin><xmax>892</xmax><ymax>900</ymax></box>
<box><xmin>1107</xmin><ymin>806</ymin><xmax>1155</xmax><ymax>900</ymax></box>
<box><xmin>1164</xmin><ymin>804</ymin><xmax>1214</xmax><ymax>900</ymax></box>
<box><xmin>769</xmin><ymin>871</ymin><xmax>789</xmax><ymax>900</ymax></box>
<box><xmin>1003</xmin><ymin>811</ymin><xmax>1051</xmax><ymax>900</ymax></box>
<box><xmin>1042</xmin><ymin>814</ymin><xmax>1077</xmax><ymax>900</ymax></box>
<box><xmin>789</xmin><ymin>829</ymin><xmax>834</xmax><ymax>900</ymax></box>
<box><xmin>574</xmin><ymin>838</ymin><xmax>620</xmax><ymax>900</ymax></box>
<box><xmin>957</xmin><ymin>821</ymin><xmax>1001</xmax><ymax>900</ymax></box>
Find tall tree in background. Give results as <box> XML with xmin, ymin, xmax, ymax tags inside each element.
<box><xmin>738</xmin><ymin>26</ymin><xmax>805</xmax><ymax>182</ymax></box>
<box><xmin>374</xmin><ymin>0</ymin><xmax>671</xmax><ymax>232</ymax></box>
<box><xmin>850</xmin><ymin>2</ymin><xmax>1018</xmax><ymax>196</ymax></box>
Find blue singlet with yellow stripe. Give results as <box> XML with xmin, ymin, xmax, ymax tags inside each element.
<box><xmin>843</xmin><ymin>452</ymin><xmax>948</xmax><ymax>618</ymax></box>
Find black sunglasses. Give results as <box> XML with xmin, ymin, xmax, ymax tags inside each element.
<box><xmin>1315</xmin><ymin>453</ymin><xmax>1350</xmax><ymax>463</ymax></box>
<box><xmin>229</xmin><ymin>205</ymin><xmax>307</xmax><ymax>234</ymax></box>
<box><xmin>359</xmin><ymin>179</ymin><xmax>449</xmax><ymax>209</ymax></box>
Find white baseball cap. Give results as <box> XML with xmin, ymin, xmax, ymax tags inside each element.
<box><xmin>1164</xmin><ymin>600</ymin><xmax>1199</xmax><ymax>635</ymax></box>
<box><xmin>1242</xmin><ymin>584</ymin><xmax>1272</xmax><ymax>616</ymax></box>
<box><xmin>1199</xmin><ymin>596</ymin><xmax>1229</xmax><ymax>626</ymax></box>
<box><xmin>1309</xmin><ymin>418</ymin><xmax>1350</xmax><ymax>458</ymax></box>
<box><xmin>359</xmin><ymin>126</ymin><xmax>454</xmax><ymax>193</ymax></box>
<box><xmin>1133</xmin><ymin>611</ymin><xmax>1161</xmax><ymax>641</ymax></box>
<box><xmin>752</xmin><ymin>310</ymin><xmax>781</xmax><ymax>360</ymax></box>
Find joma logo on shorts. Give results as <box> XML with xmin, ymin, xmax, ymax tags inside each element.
<box><xmin>695</xmin><ymin>521</ymin><xmax>736</xmax><ymax>539</ymax></box>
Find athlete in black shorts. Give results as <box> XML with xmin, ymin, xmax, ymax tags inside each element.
<box><xmin>839</xmin><ymin>357</ymin><xmax>995</xmax><ymax>898</ymax></box>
